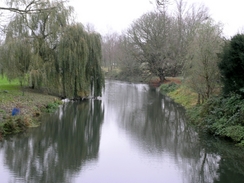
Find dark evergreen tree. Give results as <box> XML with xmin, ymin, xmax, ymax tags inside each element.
<box><xmin>219</xmin><ymin>34</ymin><xmax>244</xmax><ymax>96</ymax></box>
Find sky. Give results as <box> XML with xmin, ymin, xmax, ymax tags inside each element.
<box><xmin>69</xmin><ymin>0</ymin><xmax>244</xmax><ymax>37</ymax></box>
<box><xmin>188</xmin><ymin>0</ymin><xmax>244</xmax><ymax>38</ymax></box>
<box><xmin>69</xmin><ymin>0</ymin><xmax>155</xmax><ymax>34</ymax></box>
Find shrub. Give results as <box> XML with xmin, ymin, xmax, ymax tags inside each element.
<box><xmin>188</xmin><ymin>94</ymin><xmax>244</xmax><ymax>145</ymax></box>
<box><xmin>45</xmin><ymin>100</ymin><xmax>62</xmax><ymax>113</ymax></box>
<box><xmin>0</xmin><ymin>115</ymin><xmax>32</xmax><ymax>136</ymax></box>
<box><xmin>160</xmin><ymin>83</ymin><xmax>179</xmax><ymax>94</ymax></box>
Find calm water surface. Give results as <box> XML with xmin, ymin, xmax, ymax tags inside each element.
<box><xmin>1</xmin><ymin>80</ymin><xmax>244</xmax><ymax>183</ymax></box>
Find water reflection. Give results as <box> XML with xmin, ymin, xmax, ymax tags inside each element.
<box><xmin>1</xmin><ymin>80</ymin><xmax>244</xmax><ymax>183</ymax></box>
<box><xmin>103</xmin><ymin>81</ymin><xmax>244</xmax><ymax>183</ymax></box>
<box><xmin>1</xmin><ymin>100</ymin><xmax>104</xmax><ymax>183</ymax></box>
<box><xmin>198</xmin><ymin>133</ymin><xmax>244</xmax><ymax>183</ymax></box>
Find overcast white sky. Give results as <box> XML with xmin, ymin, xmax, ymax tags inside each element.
<box><xmin>189</xmin><ymin>0</ymin><xmax>244</xmax><ymax>38</ymax></box>
<box><xmin>69</xmin><ymin>0</ymin><xmax>155</xmax><ymax>34</ymax></box>
<box><xmin>70</xmin><ymin>0</ymin><xmax>244</xmax><ymax>37</ymax></box>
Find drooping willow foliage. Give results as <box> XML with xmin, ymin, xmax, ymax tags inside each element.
<box><xmin>57</xmin><ymin>24</ymin><xmax>88</xmax><ymax>98</ymax></box>
<box><xmin>86</xmin><ymin>32</ymin><xmax>105</xmax><ymax>97</ymax></box>
<box><xmin>0</xmin><ymin>38</ymin><xmax>31</xmax><ymax>86</ymax></box>
<box><xmin>57</xmin><ymin>24</ymin><xmax>104</xmax><ymax>98</ymax></box>
<box><xmin>0</xmin><ymin>0</ymin><xmax>105</xmax><ymax>98</ymax></box>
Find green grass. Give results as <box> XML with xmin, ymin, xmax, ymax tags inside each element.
<box><xmin>0</xmin><ymin>75</ymin><xmax>61</xmax><ymax>138</ymax></box>
<box><xmin>0</xmin><ymin>76</ymin><xmax>20</xmax><ymax>91</ymax></box>
<box><xmin>166</xmin><ymin>85</ymin><xmax>198</xmax><ymax>109</ymax></box>
<box><xmin>0</xmin><ymin>76</ymin><xmax>22</xmax><ymax>104</ymax></box>
<box><xmin>160</xmin><ymin>82</ymin><xmax>179</xmax><ymax>94</ymax></box>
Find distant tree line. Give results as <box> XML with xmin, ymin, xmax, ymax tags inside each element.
<box><xmin>0</xmin><ymin>0</ymin><xmax>104</xmax><ymax>99</ymax></box>
<box><xmin>102</xmin><ymin>0</ymin><xmax>244</xmax><ymax>102</ymax></box>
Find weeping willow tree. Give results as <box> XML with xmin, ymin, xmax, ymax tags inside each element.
<box><xmin>27</xmin><ymin>0</ymin><xmax>73</xmax><ymax>90</ymax></box>
<box><xmin>57</xmin><ymin>24</ymin><xmax>89</xmax><ymax>98</ymax></box>
<box><xmin>86</xmin><ymin>32</ymin><xmax>105</xmax><ymax>97</ymax></box>
<box><xmin>0</xmin><ymin>38</ymin><xmax>31</xmax><ymax>87</ymax></box>
<box><xmin>57</xmin><ymin>24</ymin><xmax>104</xmax><ymax>99</ymax></box>
<box><xmin>1</xmin><ymin>0</ymin><xmax>104</xmax><ymax>98</ymax></box>
<box><xmin>1</xmin><ymin>0</ymin><xmax>73</xmax><ymax>90</ymax></box>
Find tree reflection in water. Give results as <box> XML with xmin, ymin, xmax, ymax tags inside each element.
<box><xmin>104</xmin><ymin>81</ymin><xmax>244</xmax><ymax>183</ymax></box>
<box><xmin>1</xmin><ymin>80</ymin><xmax>244</xmax><ymax>183</ymax></box>
<box><xmin>1</xmin><ymin>100</ymin><xmax>104</xmax><ymax>183</ymax></box>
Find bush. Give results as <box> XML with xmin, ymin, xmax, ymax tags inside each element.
<box><xmin>44</xmin><ymin>100</ymin><xmax>62</xmax><ymax>113</ymax></box>
<box><xmin>0</xmin><ymin>115</ymin><xmax>32</xmax><ymax>136</ymax></box>
<box><xmin>188</xmin><ymin>94</ymin><xmax>244</xmax><ymax>145</ymax></box>
<box><xmin>160</xmin><ymin>83</ymin><xmax>179</xmax><ymax>94</ymax></box>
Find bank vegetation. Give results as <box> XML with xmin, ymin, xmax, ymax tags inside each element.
<box><xmin>0</xmin><ymin>76</ymin><xmax>62</xmax><ymax>139</ymax></box>
<box><xmin>101</xmin><ymin>0</ymin><xmax>244</xmax><ymax>146</ymax></box>
<box><xmin>0</xmin><ymin>0</ymin><xmax>104</xmax><ymax>100</ymax></box>
<box><xmin>0</xmin><ymin>0</ymin><xmax>104</xmax><ymax>138</ymax></box>
<box><xmin>1</xmin><ymin>0</ymin><xmax>244</xmax><ymax>145</ymax></box>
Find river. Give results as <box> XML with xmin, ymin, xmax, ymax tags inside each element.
<box><xmin>1</xmin><ymin>80</ymin><xmax>244</xmax><ymax>183</ymax></box>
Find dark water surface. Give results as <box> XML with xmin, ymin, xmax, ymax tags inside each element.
<box><xmin>1</xmin><ymin>80</ymin><xmax>244</xmax><ymax>183</ymax></box>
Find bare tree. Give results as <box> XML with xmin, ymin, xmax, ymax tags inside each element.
<box><xmin>124</xmin><ymin>1</ymin><xmax>211</xmax><ymax>82</ymax></box>
<box><xmin>127</xmin><ymin>11</ymin><xmax>174</xmax><ymax>82</ymax></box>
<box><xmin>184</xmin><ymin>19</ymin><xmax>223</xmax><ymax>103</ymax></box>
<box><xmin>102</xmin><ymin>32</ymin><xmax>120</xmax><ymax>70</ymax></box>
<box><xmin>169</xmin><ymin>0</ymin><xmax>210</xmax><ymax>75</ymax></box>
<box><xmin>156</xmin><ymin>0</ymin><xmax>170</xmax><ymax>7</ymax></box>
<box><xmin>116</xmin><ymin>34</ymin><xmax>141</xmax><ymax>77</ymax></box>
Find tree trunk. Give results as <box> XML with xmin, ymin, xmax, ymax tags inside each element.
<box><xmin>157</xmin><ymin>67</ymin><xmax>165</xmax><ymax>82</ymax></box>
<box><xmin>197</xmin><ymin>93</ymin><xmax>200</xmax><ymax>105</ymax></box>
<box><xmin>159</xmin><ymin>75</ymin><xmax>166</xmax><ymax>82</ymax></box>
<box><xmin>74</xmin><ymin>75</ymin><xmax>78</xmax><ymax>99</ymax></box>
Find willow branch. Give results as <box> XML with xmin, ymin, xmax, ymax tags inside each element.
<box><xmin>0</xmin><ymin>6</ymin><xmax>56</xmax><ymax>14</ymax></box>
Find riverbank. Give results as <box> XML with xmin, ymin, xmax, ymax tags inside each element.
<box><xmin>159</xmin><ymin>80</ymin><xmax>244</xmax><ymax>146</ymax></box>
<box><xmin>0</xmin><ymin>85</ymin><xmax>61</xmax><ymax>139</ymax></box>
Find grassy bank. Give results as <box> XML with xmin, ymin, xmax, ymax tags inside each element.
<box><xmin>159</xmin><ymin>77</ymin><xmax>198</xmax><ymax>109</ymax></box>
<box><xmin>188</xmin><ymin>94</ymin><xmax>244</xmax><ymax>146</ymax></box>
<box><xmin>0</xmin><ymin>76</ymin><xmax>61</xmax><ymax>139</ymax></box>
<box><xmin>160</xmin><ymin>80</ymin><xmax>244</xmax><ymax>146</ymax></box>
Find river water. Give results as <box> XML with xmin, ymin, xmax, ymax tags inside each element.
<box><xmin>1</xmin><ymin>80</ymin><xmax>244</xmax><ymax>183</ymax></box>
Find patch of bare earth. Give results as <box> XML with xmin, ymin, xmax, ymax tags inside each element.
<box><xmin>149</xmin><ymin>77</ymin><xmax>182</xmax><ymax>87</ymax></box>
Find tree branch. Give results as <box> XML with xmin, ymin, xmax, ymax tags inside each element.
<box><xmin>156</xmin><ymin>0</ymin><xmax>170</xmax><ymax>6</ymax></box>
<box><xmin>0</xmin><ymin>6</ymin><xmax>56</xmax><ymax>14</ymax></box>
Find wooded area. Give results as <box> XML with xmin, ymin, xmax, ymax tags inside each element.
<box><xmin>0</xmin><ymin>0</ymin><xmax>104</xmax><ymax>99</ymax></box>
<box><xmin>0</xmin><ymin>0</ymin><xmax>244</xmax><ymax>145</ymax></box>
<box><xmin>101</xmin><ymin>0</ymin><xmax>244</xmax><ymax>144</ymax></box>
<box><xmin>102</xmin><ymin>0</ymin><xmax>222</xmax><ymax>102</ymax></box>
